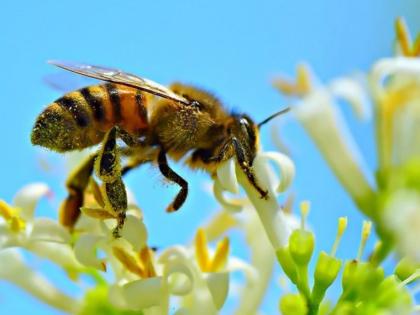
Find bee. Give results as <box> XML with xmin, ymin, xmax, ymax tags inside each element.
<box><xmin>31</xmin><ymin>61</ymin><xmax>288</xmax><ymax>234</ymax></box>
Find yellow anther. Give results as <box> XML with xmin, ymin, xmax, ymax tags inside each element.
<box><xmin>10</xmin><ymin>216</ymin><xmax>26</xmax><ymax>232</ymax></box>
<box><xmin>195</xmin><ymin>228</ymin><xmax>210</xmax><ymax>272</ymax></box>
<box><xmin>395</xmin><ymin>17</ymin><xmax>420</xmax><ymax>57</ymax></box>
<box><xmin>395</xmin><ymin>17</ymin><xmax>412</xmax><ymax>56</ymax></box>
<box><xmin>299</xmin><ymin>201</ymin><xmax>310</xmax><ymax>230</ymax></box>
<box><xmin>273</xmin><ymin>64</ymin><xmax>312</xmax><ymax>97</ymax></box>
<box><xmin>112</xmin><ymin>246</ymin><xmax>144</xmax><ymax>277</ymax></box>
<box><xmin>208</xmin><ymin>237</ymin><xmax>230</xmax><ymax>272</ymax></box>
<box><xmin>139</xmin><ymin>247</ymin><xmax>157</xmax><ymax>278</ymax></box>
<box><xmin>357</xmin><ymin>221</ymin><xmax>372</xmax><ymax>261</ymax></box>
<box><xmin>296</xmin><ymin>64</ymin><xmax>312</xmax><ymax>94</ymax></box>
<box><xmin>414</xmin><ymin>36</ymin><xmax>420</xmax><ymax>56</ymax></box>
<box><xmin>0</xmin><ymin>200</ymin><xmax>15</xmax><ymax>220</ymax></box>
<box><xmin>331</xmin><ymin>216</ymin><xmax>348</xmax><ymax>257</ymax></box>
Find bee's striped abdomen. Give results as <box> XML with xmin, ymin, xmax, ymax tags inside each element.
<box><xmin>31</xmin><ymin>83</ymin><xmax>149</xmax><ymax>152</ymax></box>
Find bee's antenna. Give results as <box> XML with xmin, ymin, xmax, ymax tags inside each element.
<box><xmin>257</xmin><ymin>107</ymin><xmax>290</xmax><ymax>128</ymax></box>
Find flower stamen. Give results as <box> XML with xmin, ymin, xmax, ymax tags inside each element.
<box><xmin>330</xmin><ymin>216</ymin><xmax>348</xmax><ymax>257</ymax></box>
<box><xmin>357</xmin><ymin>221</ymin><xmax>372</xmax><ymax>261</ymax></box>
<box><xmin>194</xmin><ymin>228</ymin><xmax>231</xmax><ymax>273</ymax></box>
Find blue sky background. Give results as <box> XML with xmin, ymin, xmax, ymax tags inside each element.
<box><xmin>1</xmin><ymin>0</ymin><xmax>420</xmax><ymax>314</ymax></box>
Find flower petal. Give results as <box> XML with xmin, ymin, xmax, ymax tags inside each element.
<box><xmin>293</xmin><ymin>89</ymin><xmax>375</xmax><ymax>214</ymax></box>
<box><xmin>120</xmin><ymin>215</ymin><xmax>148</xmax><ymax>252</ymax></box>
<box><xmin>329</xmin><ymin>77</ymin><xmax>370</xmax><ymax>120</ymax></box>
<box><xmin>216</xmin><ymin>159</ymin><xmax>240</xmax><ymax>194</ymax></box>
<box><xmin>74</xmin><ymin>234</ymin><xmax>106</xmax><ymax>271</ymax></box>
<box><xmin>121</xmin><ymin>277</ymin><xmax>164</xmax><ymax>310</ymax></box>
<box><xmin>0</xmin><ymin>249</ymin><xmax>79</xmax><ymax>313</ymax></box>
<box><xmin>213</xmin><ymin>178</ymin><xmax>243</xmax><ymax>213</ymax></box>
<box><xmin>204</xmin><ymin>272</ymin><xmax>229</xmax><ymax>310</ymax></box>
<box><xmin>255</xmin><ymin>152</ymin><xmax>295</xmax><ymax>193</ymax></box>
<box><xmin>29</xmin><ymin>218</ymin><xmax>71</xmax><ymax>243</ymax></box>
<box><xmin>13</xmin><ymin>183</ymin><xmax>50</xmax><ymax>220</ymax></box>
<box><xmin>165</xmin><ymin>260</ymin><xmax>194</xmax><ymax>296</ymax></box>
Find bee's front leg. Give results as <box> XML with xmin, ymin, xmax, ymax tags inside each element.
<box><xmin>95</xmin><ymin>126</ymin><xmax>127</xmax><ymax>237</ymax></box>
<box><xmin>232</xmin><ymin>138</ymin><xmax>268</xmax><ymax>199</ymax></box>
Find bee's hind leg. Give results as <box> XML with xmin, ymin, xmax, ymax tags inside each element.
<box><xmin>95</xmin><ymin>126</ymin><xmax>127</xmax><ymax>237</ymax></box>
<box><xmin>158</xmin><ymin>149</ymin><xmax>188</xmax><ymax>212</ymax></box>
<box><xmin>60</xmin><ymin>153</ymin><xmax>96</xmax><ymax>230</ymax></box>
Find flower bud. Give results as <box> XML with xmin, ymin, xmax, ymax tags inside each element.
<box><xmin>289</xmin><ymin>229</ymin><xmax>315</xmax><ymax>266</ymax></box>
<box><xmin>279</xmin><ymin>293</ymin><xmax>308</xmax><ymax>315</ymax></box>
<box><xmin>395</xmin><ymin>257</ymin><xmax>419</xmax><ymax>282</ymax></box>
<box><xmin>276</xmin><ymin>246</ymin><xmax>298</xmax><ymax>284</ymax></box>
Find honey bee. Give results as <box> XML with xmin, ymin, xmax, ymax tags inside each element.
<box><xmin>31</xmin><ymin>61</ymin><xmax>288</xmax><ymax>234</ymax></box>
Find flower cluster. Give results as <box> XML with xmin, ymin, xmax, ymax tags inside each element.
<box><xmin>0</xmin><ymin>17</ymin><xmax>419</xmax><ymax>315</ymax></box>
<box><xmin>273</xmin><ymin>17</ymin><xmax>420</xmax><ymax>265</ymax></box>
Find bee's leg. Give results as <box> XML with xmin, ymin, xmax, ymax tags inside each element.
<box><xmin>232</xmin><ymin>138</ymin><xmax>268</xmax><ymax>199</ymax></box>
<box><xmin>95</xmin><ymin>126</ymin><xmax>127</xmax><ymax>237</ymax></box>
<box><xmin>158</xmin><ymin>149</ymin><xmax>188</xmax><ymax>212</ymax></box>
<box><xmin>118</xmin><ymin>128</ymin><xmax>147</xmax><ymax>147</ymax></box>
<box><xmin>60</xmin><ymin>154</ymin><xmax>96</xmax><ymax>229</ymax></box>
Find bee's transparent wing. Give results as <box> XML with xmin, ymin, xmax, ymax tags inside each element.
<box><xmin>43</xmin><ymin>72</ymin><xmax>95</xmax><ymax>93</ymax></box>
<box><xmin>48</xmin><ymin>60</ymin><xmax>190</xmax><ymax>105</ymax></box>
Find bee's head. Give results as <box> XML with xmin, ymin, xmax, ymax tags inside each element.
<box><xmin>229</xmin><ymin>108</ymin><xmax>290</xmax><ymax>164</ymax></box>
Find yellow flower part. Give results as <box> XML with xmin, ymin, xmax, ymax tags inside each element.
<box><xmin>376</xmin><ymin>80</ymin><xmax>420</xmax><ymax>169</ymax></box>
<box><xmin>112</xmin><ymin>245</ymin><xmax>157</xmax><ymax>278</ymax></box>
<box><xmin>194</xmin><ymin>228</ymin><xmax>230</xmax><ymax>273</ymax></box>
<box><xmin>273</xmin><ymin>64</ymin><xmax>312</xmax><ymax>97</ymax></box>
<box><xmin>395</xmin><ymin>17</ymin><xmax>420</xmax><ymax>57</ymax></box>
<box><xmin>0</xmin><ymin>199</ymin><xmax>26</xmax><ymax>232</ymax></box>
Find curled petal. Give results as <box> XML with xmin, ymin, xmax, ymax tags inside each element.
<box><xmin>216</xmin><ymin>159</ymin><xmax>239</xmax><ymax>194</ymax></box>
<box><xmin>29</xmin><ymin>218</ymin><xmax>71</xmax><ymax>243</ymax></box>
<box><xmin>164</xmin><ymin>260</ymin><xmax>194</xmax><ymax>296</ymax></box>
<box><xmin>74</xmin><ymin>234</ymin><xmax>106</xmax><ymax>271</ymax></box>
<box><xmin>227</xmin><ymin>256</ymin><xmax>258</xmax><ymax>282</ymax></box>
<box><xmin>329</xmin><ymin>77</ymin><xmax>371</xmax><ymax>120</ymax></box>
<box><xmin>204</xmin><ymin>272</ymin><xmax>229</xmax><ymax>310</ymax></box>
<box><xmin>213</xmin><ymin>178</ymin><xmax>243</xmax><ymax>213</ymax></box>
<box><xmin>13</xmin><ymin>183</ymin><xmax>50</xmax><ymax>220</ymax></box>
<box><xmin>120</xmin><ymin>215</ymin><xmax>148</xmax><ymax>252</ymax></box>
<box><xmin>255</xmin><ymin>152</ymin><xmax>295</xmax><ymax>193</ymax></box>
<box><xmin>371</xmin><ymin>57</ymin><xmax>420</xmax><ymax>96</ymax></box>
<box><xmin>0</xmin><ymin>249</ymin><xmax>79</xmax><ymax>313</ymax></box>
<box><xmin>121</xmin><ymin>277</ymin><xmax>164</xmax><ymax>310</ymax></box>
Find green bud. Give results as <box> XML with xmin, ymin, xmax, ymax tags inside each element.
<box><xmin>376</xmin><ymin>276</ymin><xmax>413</xmax><ymax>309</ymax></box>
<box><xmin>289</xmin><ymin>229</ymin><xmax>315</xmax><ymax>266</ymax></box>
<box><xmin>311</xmin><ymin>251</ymin><xmax>342</xmax><ymax>311</ymax></box>
<box><xmin>341</xmin><ymin>260</ymin><xmax>359</xmax><ymax>291</ymax></box>
<box><xmin>276</xmin><ymin>246</ymin><xmax>298</xmax><ymax>284</ymax></box>
<box><xmin>314</xmin><ymin>251</ymin><xmax>342</xmax><ymax>288</ymax></box>
<box><xmin>279</xmin><ymin>293</ymin><xmax>308</xmax><ymax>315</ymax></box>
<box><xmin>395</xmin><ymin>257</ymin><xmax>419</xmax><ymax>282</ymax></box>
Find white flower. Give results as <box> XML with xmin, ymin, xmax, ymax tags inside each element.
<box><xmin>278</xmin><ymin>66</ymin><xmax>376</xmax><ymax>216</ymax></box>
<box><xmin>215</xmin><ymin>150</ymin><xmax>295</xmax><ymax>250</ymax></box>
<box><xmin>0</xmin><ymin>183</ymin><xmax>81</xmax><ymax>272</ymax></box>
<box><xmin>0</xmin><ymin>248</ymin><xmax>80</xmax><ymax>313</ymax></box>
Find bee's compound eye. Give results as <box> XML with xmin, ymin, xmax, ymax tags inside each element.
<box><xmin>240</xmin><ymin>118</ymin><xmax>249</xmax><ymax>126</ymax></box>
